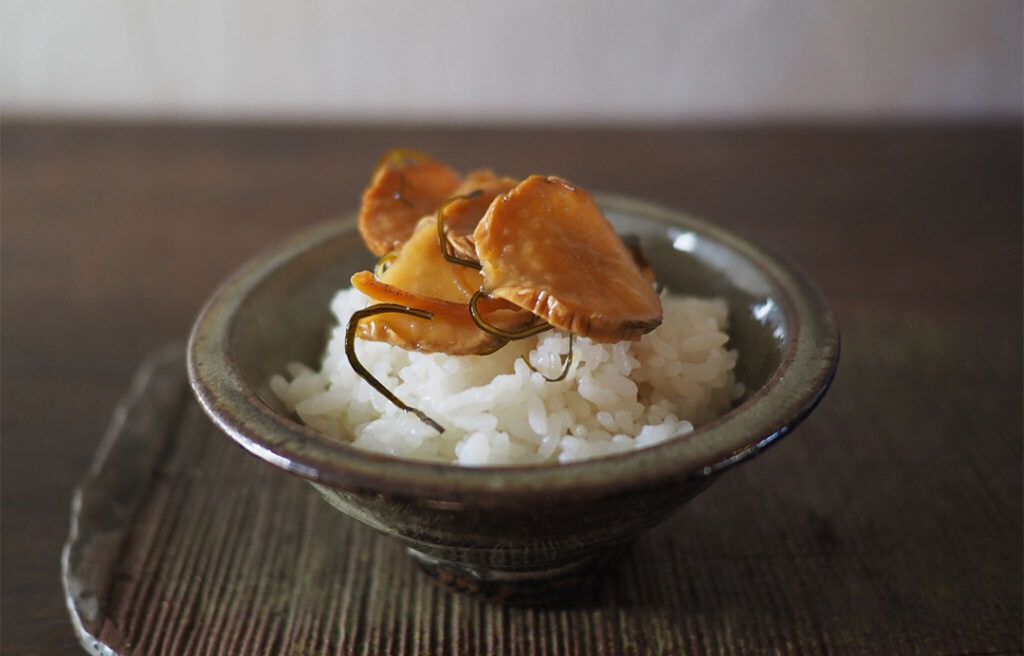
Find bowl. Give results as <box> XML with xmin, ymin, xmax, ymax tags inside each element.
<box><xmin>187</xmin><ymin>194</ymin><xmax>839</xmax><ymax>604</ymax></box>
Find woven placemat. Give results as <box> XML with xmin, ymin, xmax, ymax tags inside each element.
<box><xmin>62</xmin><ymin>337</ymin><xmax>1021</xmax><ymax>655</ymax></box>
<box><xmin>66</xmin><ymin>346</ymin><xmax>775</xmax><ymax>656</ymax></box>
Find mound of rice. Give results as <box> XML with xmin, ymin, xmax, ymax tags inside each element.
<box><xmin>271</xmin><ymin>288</ymin><xmax>742</xmax><ymax>466</ymax></box>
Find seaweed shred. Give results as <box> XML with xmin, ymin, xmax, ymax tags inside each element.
<box><xmin>436</xmin><ymin>190</ymin><xmax>484</xmax><ymax>271</ymax></box>
<box><xmin>469</xmin><ymin>290</ymin><xmax>551</xmax><ymax>340</ymax></box>
<box><xmin>345</xmin><ymin>304</ymin><xmax>444</xmax><ymax>433</ymax></box>
<box><xmin>521</xmin><ymin>334</ymin><xmax>574</xmax><ymax>382</ymax></box>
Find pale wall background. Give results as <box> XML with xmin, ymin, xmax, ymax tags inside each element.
<box><xmin>2</xmin><ymin>0</ymin><xmax>1021</xmax><ymax>123</ymax></box>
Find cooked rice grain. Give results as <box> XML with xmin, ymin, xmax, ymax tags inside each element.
<box><xmin>270</xmin><ymin>288</ymin><xmax>742</xmax><ymax>466</ymax></box>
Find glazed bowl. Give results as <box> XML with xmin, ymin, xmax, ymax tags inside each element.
<box><xmin>187</xmin><ymin>195</ymin><xmax>838</xmax><ymax>604</ymax></box>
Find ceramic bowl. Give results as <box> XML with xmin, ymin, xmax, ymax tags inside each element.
<box><xmin>187</xmin><ymin>195</ymin><xmax>839</xmax><ymax>604</ymax></box>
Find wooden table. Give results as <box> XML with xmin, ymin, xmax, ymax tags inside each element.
<box><xmin>2</xmin><ymin>121</ymin><xmax>1021</xmax><ymax>654</ymax></box>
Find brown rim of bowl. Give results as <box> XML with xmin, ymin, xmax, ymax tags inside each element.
<box><xmin>187</xmin><ymin>194</ymin><xmax>839</xmax><ymax>505</ymax></box>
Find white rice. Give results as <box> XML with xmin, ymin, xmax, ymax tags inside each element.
<box><xmin>270</xmin><ymin>288</ymin><xmax>743</xmax><ymax>466</ymax></box>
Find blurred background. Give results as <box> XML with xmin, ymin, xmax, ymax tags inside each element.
<box><xmin>3</xmin><ymin>0</ymin><xmax>1021</xmax><ymax>122</ymax></box>
<box><xmin>3</xmin><ymin>2</ymin><xmax>1022</xmax><ymax>654</ymax></box>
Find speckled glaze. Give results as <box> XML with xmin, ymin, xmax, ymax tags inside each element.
<box><xmin>187</xmin><ymin>195</ymin><xmax>839</xmax><ymax>603</ymax></box>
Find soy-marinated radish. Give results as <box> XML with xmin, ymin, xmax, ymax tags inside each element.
<box><xmin>471</xmin><ymin>175</ymin><xmax>662</xmax><ymax>342</ymax></box>
<box><xmin>440</xmin><ymin>171</ymin><xmax>519</xmax><ymax>264</ymax></box>
<box><xmin>351</xmin><ymin>219</ymin><xmax>538</xmax><ymax>356</ymax></box>
<box><xmin>358</xmin><ymin>150</ymin><xmax>461</xmax><ymax>256</ymax></box>
<box><xmin>349</xmin><ymin>158</ymin><xmax>664</xmax><ymax>433</ymax></box>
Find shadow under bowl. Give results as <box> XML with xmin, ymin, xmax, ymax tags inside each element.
<box><xmin>187</xmin><ymin>195</ymin><xmax>839</xmax><ymax>604</ymax></box>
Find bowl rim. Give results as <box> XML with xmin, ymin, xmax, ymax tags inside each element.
<box><xmin>187</xmin><ymin>194</ymin><xmax>839</xmax><ymax>503</ymax></box>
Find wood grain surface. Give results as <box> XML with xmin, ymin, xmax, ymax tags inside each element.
<box><xmin>2</xmin><ymin>121</ymin><xmax>1021</xmax><ymax>655</ymax></box>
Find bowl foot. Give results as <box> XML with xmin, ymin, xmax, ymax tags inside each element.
<box><xmin>407</xmin><ymin>544</ymin><xmax>629</xmax><ymax>605</ymax></box>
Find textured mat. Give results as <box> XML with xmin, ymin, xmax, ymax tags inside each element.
<box><xmin>62</xmin><ymin>336</ymin><xmax>1022</xmax><ymax>655</ymax></box>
